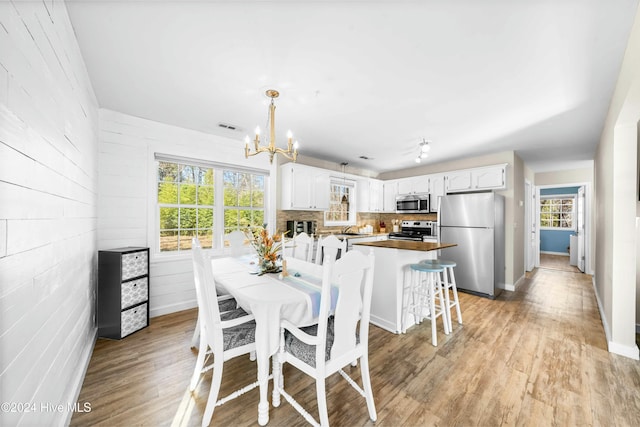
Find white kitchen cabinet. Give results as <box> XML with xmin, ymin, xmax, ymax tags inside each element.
<box><xmin>427</xmin><ymin>173</ymin><xmax>446</xmax><ymax>212</ymax></box>
<box><xmin>397</xmin><ymin>175</ymin><xmax>429</xmax><ymax>194</ymax></box>
<box><xmin>370</xmin><ymin>179</ymin><xmax>384</xmax><ymax>211</ymax></box>
<box><xmin>382</xmin><ymin>180</ymin><xmax>399</xmax><ymax>212</ymax></box>
<box><xmin>445</xmin><ymin>164</ymin><xmax>507</xmax><ymax>193</ymax></box>
<box><xmin>280</xmin><ymin>163</ymin><xmax>330</xmax><ymax>210</ymax></box>
<box><xmin>356</xmin><ymin>178</ymin><xmax>384</xmax><ymax>212</ymax></box>
<box><xmin>445</xmin><ymin>170</ymin><xmax>473</xmax><ymax>192</ymax></box>
<box><xmin>473</xmin><ymin>164</ymin><xmax>506</xmax><ymax>190</ymax></box>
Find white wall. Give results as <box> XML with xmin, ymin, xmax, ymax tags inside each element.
<box><xmin>595</xmin><ymin>5</ymin><xmax>640</xmax><ymax>359</ymax></box>
<box><xmin>0</xmin><ymin>1</ymin><xmax>99</xmax><ymax>425</ymax></box>
<box><xmin>98</xmin><ymin>109</ymin><xmax>274</xmax><ymax>318</ymax></box>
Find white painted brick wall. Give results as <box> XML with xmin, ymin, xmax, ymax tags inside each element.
<box><xmin>0</xmin><ymin>1</ymin><xmax>98</xmax><ymax>425</ymax></box>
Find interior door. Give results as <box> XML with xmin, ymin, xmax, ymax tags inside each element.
<box><xmin>524</xmin><ymin>180</ymin><xmax>534</xmax><ymax>271</ymax></box>
<box><xmin>577</xmin><ymin>186</ymin><xmax>585</xmax><ymax>272</ymax></box>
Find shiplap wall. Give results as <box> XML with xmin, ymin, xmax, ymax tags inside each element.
<box><xmin>98</xmin><ymin>109</ymin><xmax>275</xmax><ymax>318</ymax></box>
<box><xmin>0</xmin><ymin>1</ymin><xmax>98</xmax><ymax>426</ymax></box>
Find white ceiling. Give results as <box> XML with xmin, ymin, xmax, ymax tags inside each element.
<box><xmin>66</xmin><ymin>0</ymin><xmax>638</xmax><ymax>173</ymax></box>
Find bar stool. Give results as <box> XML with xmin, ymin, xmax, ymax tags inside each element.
<box><xmin>403</xmin><ymin>263</ymin><xmax>449</xmax><ymax>346</ymax></box>
<box><xmin>420</xmin><ymin>259</ymin><xmax>462</xmax><ymax>333</ymax></box>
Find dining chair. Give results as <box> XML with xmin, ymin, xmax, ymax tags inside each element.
<box><xmin>314</xmin><ymin>235</ymin><xmax>347</xmax><ymax>265</ymax></box>
<box><xmin>289</xmin><ymin>232</ymin><xmax>314</xmax><ymax>262</ymax></box>
<box><xmin>273</xmin><ymin>249</ymin><xmax>377</xmax><ymax>427</ymax></box>
<box><xmin>189</xmin><ymin>239</ymin><xmax>242</xmax><ymax>349</ymax></box>
<box><xmin>224</xmin><ymin>229</ymin><xmax>247</xmax><ymax>256</ymax></box>
<box><xmin>189</xmin><ymin>294</ymin><xmax>240</xmax><ymax>349</ymax></box>
<box><xmin>190</xmin><ymin>238</ymin><xmax>259</xmax><ymax>427</ymax></box>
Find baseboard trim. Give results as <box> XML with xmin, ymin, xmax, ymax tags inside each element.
<box><xmin>505</xmin><ymin>273</ymin><xmax>526</xmax><ymax>292</ymax></box>
<box><xmin>64</xmin><ymin>327</ymin><xmax>97</xmax><ymax>426</ymax></box>
<box><xmin>150</xmin><ymin>299</ymin><xmax>197</xmax><ymax>318</ymax></box>
<box><xmin>591</xmin><ymin>276</ymin><xmax>639</xmax><ymax>360</ymax></box>
<box><xmin>608</xmin><ymin>341</ymin><xmax>640</xmax><ymax>360</ymax></box>
<box><xmin>540</xmin><ymin>251</ymin><xmax>569</xmax><ymax>256</ymax></box>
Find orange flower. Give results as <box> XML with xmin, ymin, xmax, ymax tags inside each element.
<box><xmin>245</xmin><ymin>226</ymin><xmax>284</xmax><ymax>265</ymax></box>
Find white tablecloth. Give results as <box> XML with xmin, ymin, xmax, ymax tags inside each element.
<box><xmin>210</xmin><ymin>255</ymin><xmax>328</xmax><ymax>424</ymax></box>
<box><xmin>211</xmin><ymin>255</ymin><xmax>322</xmax><ymax>358</ymax></box>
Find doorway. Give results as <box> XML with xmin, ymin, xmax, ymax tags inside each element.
<box><xmin>533</xmin><ymin>183</ymin><xmax>589</xmax><ymax>274</ymax></box>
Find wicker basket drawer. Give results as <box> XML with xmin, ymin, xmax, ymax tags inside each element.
<box><xmin>120</xmin><ymin>303</ymin><xmax>148</xmax><ymax>338</ymax></box>
<box><xmin>121</xmin><ymin>277</ymin><xmax>148</xmax><ymax>310</ymax></box>
<box><xmin>121</xmin><ymin>251</ymin><xmax>148</xmax><ymax>280</ymax></box>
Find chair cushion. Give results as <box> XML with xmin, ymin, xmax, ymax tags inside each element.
<box><xmin>220</xmin><ymin>307</ymin><xmax>248</xmax><ymax>321</ymax></box>
<box><xmin>284</xmin><ymin>316</ymin><xmax>335</xmax><ymax>367</ymax></box>
<box><xmin>284</xmin><ymin>317</ymin><xmax>360</xmax><ymax>367</ymax></box>
<box><xmin>222</xmin><ymin>318</ymin><xmax>256</xmax><ymax>351</ymax></box>
<box><xmin>218</xmin><ymin>297</ymin><xmax>238</xmax><ymax>313</ymax></box>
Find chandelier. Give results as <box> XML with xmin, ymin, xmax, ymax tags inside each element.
<box><xmin>414</xmin><ymin>139</ymin><xmax>431</xmax><ymax>163</ymax></box>
<box><xmin>244</xmin><ymin>89</ymin><xmax>299</xmax><ymax>164</ymax></box>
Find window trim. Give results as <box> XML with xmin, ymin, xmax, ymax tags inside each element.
<box><xmin>324</xmin><ymin>178</ymin><xmax>357</xmax><ymax>227</ymax></box>
<box><xmin>151</xmin><ymin>153</ymin><xmax>270</xmax><ymax>260</ymax></box>
<box><xmin>539</xmin><ymin>193</ymin><xmax>576</xmax><ymax>231</ymax></box>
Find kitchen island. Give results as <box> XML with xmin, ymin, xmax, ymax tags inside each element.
<box><xmin>352</xmin><ymin>240</ymin><xmax>457</xmax><ymax>333</ymax></box>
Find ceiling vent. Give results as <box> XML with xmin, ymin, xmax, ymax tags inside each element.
<box><xmin>359</xmin><ymin>155</ymin><xmax>374</xmax><ymax>160</ymax></box>
<box><xmin>218</xmin><ymin>122</ymin><xmax>242</xmax><ymax>132</ymax></box>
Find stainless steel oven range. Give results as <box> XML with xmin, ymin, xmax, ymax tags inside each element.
<box><xmin>388</xmin><ymin>220</ymin><xmax>437</xmax><ymax>242</ymax></box>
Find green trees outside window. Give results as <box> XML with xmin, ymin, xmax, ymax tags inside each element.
<box><xmin>223</xmin><ymin>171</ymin><xmax>265</xmax><ymax>234</ymax></box>
<box><xmin>540</xmin><ymin>197</ymin><xmax>575</xmax><ymax>229</ymax></box>
<box><xmin>157</xmin><ymin>160</ymin><xmax>266</xmax><ymax>253</ymax></box>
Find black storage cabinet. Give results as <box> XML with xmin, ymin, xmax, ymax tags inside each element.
<box><xmin>98</xmin><ymin>247</ymin><xmax>149</xmax><ymax>339</ymax></box>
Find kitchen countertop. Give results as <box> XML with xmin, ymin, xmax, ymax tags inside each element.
<box><xmin>352</xmin><ymin>240</ymin><xmax>457</xmax><ymax>251</ymax></box>
<box><xmin>315</xmin><ymin>232</ymin><xmax>388</xmax><ymax>240</ymax></box>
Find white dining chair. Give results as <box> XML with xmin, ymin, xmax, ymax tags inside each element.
<box><xmin>314</xmin><ymin>235</ymin><xmax>347</xmax><ymax>265</ymax></box>
<box><xmin>273</xmin><ymin>249</ymin><xmax>377</xmax><ymax>427</ymax></box>
<box><xmin>190</xmin><ymin>238</ymin><xmax>259</xmax><ymax>427</ymax></box>
<box><xmin>289</xmin><ymin>232</ymin><xmax>314</xmax><ymax>262</ymax></box>
<box><xmin>224</xmin><ymin>229</ymin><xmax>247</xmax><ymax>256</ymax></box>
<box><xmin>189</xmin><ymin>238</ymin><xmax>242</xmax><ymax>349</ymax></box>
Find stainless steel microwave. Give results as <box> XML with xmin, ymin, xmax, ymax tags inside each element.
<box><xmin>396</xmin><ymin>193</ymin><xmax>430</xmax><ymax>213</ymax></box>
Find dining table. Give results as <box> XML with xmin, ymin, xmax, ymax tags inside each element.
<box><xmin>210</xmin><ymin>254</ymin><xmax>334</xmax><ymax>426</ymax></box>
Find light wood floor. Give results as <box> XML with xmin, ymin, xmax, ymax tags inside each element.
<box><xmin>539</xmin><ymin>253</ymin><xmax>581</xmax><ymax>273</ymax></box>
<box><xmin>71</xmin><ymin>267</ymin><xmax>640</xmax><ymax>426</ymax></box>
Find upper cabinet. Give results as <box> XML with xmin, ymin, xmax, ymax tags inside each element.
<box><xmin>382</xmin><ymin>180</ymin><xmax>399</xmax><ymax>212</ymax></box>
<box><xmin>397</xmin><ymin>175</ymin><xmax>429</xmax><ymax>194</ymax></box>
<box><xmin>445</xmin><ymin>164</ymin><xmax>507</xmax><ymax>193</ymax></box>
<box><xmin>426</xmin><ymin>173</ymin><xmax>445</xmax><ymax>212</ymax></box>
<box><xmin>445</xmin><ymin>170</ymin><xmax>473</xmax><ymax>192</ymax></box>
<box><xmin>280</xmin><ymin>162</ymin><xmax>507</xmax><ymax>212</ymax></box>
<box><xmin>357</xmin><ymin>178</ymin><xmax>384</xmax><ymax>212</ymax></box>
<box><xmin>280</xmin><ymin>163</ymin><xmax>330</xmax><ymax>210</ymax></box>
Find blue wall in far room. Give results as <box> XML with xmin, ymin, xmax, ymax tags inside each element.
<box><xmin>540</xmin><ymin>230</ymin><xmax>575</xmax><ymax>253</ymax></box>
<box><xmin>540</xmin><ymin>186</ymin><xmax>581</xmax><ymax>196</ymax></box>
<box><xmin>539</xmin><ymin>186</ymin><xmax>580</xmax><ymax>254</ymax></box>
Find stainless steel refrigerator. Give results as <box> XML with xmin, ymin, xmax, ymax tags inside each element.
<box><xmin>438</xmin><ymin>192</ymin><xmax>505</xmax><ymax>298</ymax></box>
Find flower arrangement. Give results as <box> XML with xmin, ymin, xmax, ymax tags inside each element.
<box><xmin>245</xmin><ymin>226</ymin><xmax>286</xmax><ymax>274</ymax></box>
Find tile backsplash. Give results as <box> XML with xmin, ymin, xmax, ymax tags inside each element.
<box><xmin>276</xmin><ymin>210</ymin><xmax>437</xmax><ymax>235</ymax></box>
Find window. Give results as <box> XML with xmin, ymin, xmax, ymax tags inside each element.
<box><xmin>156</xmin><ymin>156</ymin><xmax>267</xmax><ymax>254</ymax></box>
<box><xmin>223</xmin><ymin>170</ymin><xmax>265</xmax><ymax>234</ymax></box>
<box><xmin>158</xmin><ymin>162</ymin><xmax>214</xmax><ymax>251</ymax></box>
<box><xmin>324</xmin><ymin>179</ymin><xmax>356</xmax><ymax>226</ymax></box>
<box><xmin>540</xmin><ymin>195</ymin><xmax>575</xmax><ymax>230</ymax></box>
